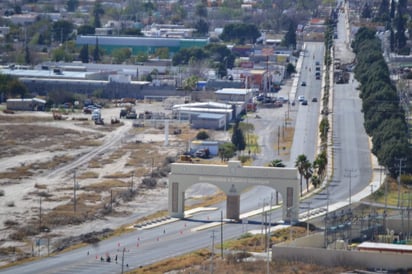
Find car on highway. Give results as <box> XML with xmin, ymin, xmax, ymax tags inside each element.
<box><xmin>301</xmin><ymin>100</ymin><xmax>308</xmax><ymax>105</ymax></box>
<box><xmin>298</xmin><ymin>95</ymin><xmax>305</xmax><ymax>102</ymax></box>
<box><xmin>277</xmin><ymin>96</ymin><xmax>288</xmax><ymax>103</ymax></box>
<box><xmin>301</xmin><ymin>81</ymin><xmax>306</xmax><ymax>86</ymax></box>
<box><xmin>312</xmin><ymin>97</ymin><xmax>318</xmax><ymax>102</ymax></box>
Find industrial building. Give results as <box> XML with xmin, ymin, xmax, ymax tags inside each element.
<box><xmin>6</xmin><ymin>98</ymin><xmax>46</xmax><ymax>111</ymax></box>
<box><xmin>76</xmin><ymin>35</ymin><xmax>209</xmax><ymax>55</ymax></box>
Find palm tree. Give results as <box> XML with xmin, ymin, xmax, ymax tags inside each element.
<box><xmin>295</xmin><ymin>154</ymin><xmax>307</xmax><ymax>196</ymax></box>
<box><xmin>311</xmin><ymin>174</ymin><xmax>321</xmax><ymax>188</ymax></box>
<box><xmin>313</xmin><ymin>151</ymin><xmax>327</xmax><ymax>178</ymax></box>
<box><xmin>268</xmin><ymin>159</ymin><xmax>286</xmax><ymax>167</ymax></box>
<box><xmin>302</xmin><ymin>160</ymin><xmax>313</xmax><ymax>193</ymax></box>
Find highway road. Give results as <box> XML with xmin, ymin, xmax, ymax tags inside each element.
<box><xmin>1</xmin><ymin>7</ymin><xmax>374</xmax><ymax>274</ymax></box>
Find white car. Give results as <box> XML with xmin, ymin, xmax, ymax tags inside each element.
<box><xmin>298</xmin><ymin>95</ymin><xmax>305</xmax><ymax>102</ymax></box>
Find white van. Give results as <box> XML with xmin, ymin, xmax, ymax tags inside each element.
<box><xmin>91</xmin><ymin>109</ymin><xmax>101</xmax><ymax>121</ymax></box>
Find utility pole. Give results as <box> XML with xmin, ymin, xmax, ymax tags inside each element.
<box><xmin>130</xmin><ymin>171</ymin><xmax>134</xmax><ymax>191</ymax></box>
<box><xmin>277</xmin><ymin>126</ymin><xmax>280</xmax><ymax>155</ymax></box>
<box><xmin>344</xmin><ymin>169</ymin><xmax>357</xmax><ymax>207</ymax></box>
<box><xmin>266</xmin><ymin>194</ymin><xmax>273</xmax><ymax>274</ymax></box>
<box><xmin>121</xmin><ymin>247</ymin><xmax>126</xmax><ymax>274</ymax></box>
<box><xmin>395</xmin><ymin>158</ymin><xmax>407</xmax><ymax>208</ymax></box>
<box><xmin>220</xmin><ymin>211</ymin><xmax>223</xmax><ymax>259</ymax></box>
<box><xmin>210</xmin><ymin>230</ymin><xmax>215</xmax><ymax>274</ymax></box>
<box><xmin>73</xmin><ymin>169</ymin><xmax>77</xmax><ymax>213</ymax></box>
<box><xmin>39</xmin><ymin>197</ymin><xmax>42</xmax><ymax>230</ymax></box>
<box><xmin>303</xmin><ymin>201</ymin><xmax>312</xmax><ymax>236</ymax></box>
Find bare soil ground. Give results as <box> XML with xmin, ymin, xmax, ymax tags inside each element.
<box><xmin>0</xmin><ymin>101</ymin><xmax>214</xmax><ymax>265</ymax></box>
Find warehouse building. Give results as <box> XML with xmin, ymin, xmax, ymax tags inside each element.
<box><xmin>76</xmin><ymin>35</ymin><xmax>209</xmax><ymax>55</ymax></box>
<box><xmin>7</xmin><ymin>98</ymin><xmax>46</xmax><ymax>111</ymax></box>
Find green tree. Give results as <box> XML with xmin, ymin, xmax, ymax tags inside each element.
<box><xmin>93</xmin><ymin>37</ymin><xmax>100</xmax><ymax>62</ymax></box>
<box><xmin>311</xmin><ymin>175</ymin><xmax>321</xmax><ymax>188</ymax></box>
<box><xmin>194</xmin><ymin>19</ymin><xmax>209</xmax><ymax>36</ymax></box>
<box><xmin>67</xmin><ymin>0</ymin><xmax>79</xmax><ymax>12</ymax></box>
<box><xmin>92</xmin><ymin>1</ymin><xmax>104</xmax><ymax>28</ymax></box>
<box><xmin>154</xmin><ymin>48</ymin><xmax>170</xmax><ymax>59</ymax></box>
<box><xmin>195</xmin><ymin>3</ymin><xmax>208</xmax><ymax>18</ymax></box>
<box><xmin>231</xmin><ymin>122</ymin><xmax>246</xmax><ymax>152</ymax></box>
<box><xmin>313</xmin><ymin>151</ymin><xmax>327</xmax><ymax>178</ymax></box>
<box><xmin>0</xmin><ymin>76</ymin><xmax>27</xmax><ymax>99</ymax></box>
<box><xmin>52</xmin><ymin>47</ymin><xmax>73</xmax><ymax>62</ymax></box>
<box><xmin>8</xmin><ymin>79</ymin><xmax>28</xmax><ymax>98</ymax></box>
<box><xmin>196</xmin><ymin>130</ymin><xmax>209</xmax><ymax>140</ymax></box>
<box><xmin>219</xmin><ymin>23</ymin><xmax>261</xmax><ymax>44</ymax></box>
<box><xmin>361</xmin><ymin>2</ymin><xmax>372</xmax><ymax>19</ymax></box>
<box><xmin>52</xmin><ymin>20</ymin><xmax>74</xmax><ymax>43</ymax></box>
<box><xmin>218</xmin><ymin>143</ymin><xmax>236</xmax><ymax>161</ymax></box>
<box><xmin>286</xmin><ymin>63</ymin><xmax>296</xmax><ymax>76</ymax></box>
<box><xmin>136</xmin><ymin>52</ymin><xmax>149</xmax><ymax>63</ymax></box>
<box><xmin>24</xmin><ymin>45</ymin><xmax>31</xmax><ymax>65</ymax></box>
<box><xmin>121</xmin><ymin>28</ymin><xmax>143</xmax><ymax>36</ymax></box>
<box><xmin>79</xmin><ymin>45</ymin><xmax>89</xmax><ymax>63</ymax></box>
<box><xmin>295</xmin><ymin>154</ymin><xmax>311</xmax><ymax>196</ymax></box>
<box><xmin>112</xmin><ymin>48</ymin><xmax>132</xmax><ymax>64</ymax></box>
<box><xmin>77</xmin><ymin>25</ymin><xmax>95</xmax><ymax>35</ymax></box>
<box><xmin>282</xmin><ymin>21</ymin><xmax>297</xmax><ymax>49</ymax></box>
<box><xmin>182</xmin><ymin>75</ymin><xmax>199</xmax><ymax>91</ymax></box>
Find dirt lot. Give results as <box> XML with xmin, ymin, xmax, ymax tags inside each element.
<box><xmin>0</xmin><ymin>101</ymin><xmax>220</xmax><ymax>264</ymax></box>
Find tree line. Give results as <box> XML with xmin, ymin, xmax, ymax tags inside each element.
<box><xmin>352</xmin><ymin>27</ymin><xmax>411</xmax><ymax>177</ymax></box>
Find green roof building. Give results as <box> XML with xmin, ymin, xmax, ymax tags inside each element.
<box><xmin>76</xmin><ymin>35</ymin><xmax>209</xmax><ymax>55</ymax></box>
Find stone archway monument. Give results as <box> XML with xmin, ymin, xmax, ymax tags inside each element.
<box><xmin>168</xmin><ymin>161</ymin><xmax>300</xmax><ymax>222</ymax></box>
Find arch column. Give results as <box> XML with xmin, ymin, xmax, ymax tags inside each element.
<box><xmin>226</xmin><ymin>194</ymin><xmax>240</xmax><ymax>220</ymax></box>
<box><xmin>169</xmin><ymin>181</ymin><xmax>185</xmax><ymax>218</ymax></box>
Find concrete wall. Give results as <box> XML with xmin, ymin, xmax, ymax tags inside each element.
<box><xmin>272</xmin><ymin>245</ymin><xmax>412</xmax><ymax>271</ymax></box>
<box><xmin>22</xmin><ymin>79</ymin><xmax>187</xmax><ymax>99</ymax></box>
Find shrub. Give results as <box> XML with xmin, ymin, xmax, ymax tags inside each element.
<box><xmin>4</xmin><ymin>220</ymin><xmax>18</xmax><ymax>227</ymax></box>
<box><xmin>142</xmin><ymin>177</ymin><xmax>157</xmax><ymax>188</ymax></box>
<box><xmin>6</xmin><ymin>201</ymin><xmax>15</xmax><ymax>207</ymax></box>
<box><xmin>196</xmin><ymin>130</ymin><xmax>209</xmax><ymax>140</ymax></box>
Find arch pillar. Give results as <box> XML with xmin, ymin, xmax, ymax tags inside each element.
<box><xmin>169</xmin><ymin>181</ymin><xmax>185</xmax><ymax>218</ymax></box>
<box><xmin>226</xmin><ymin>194</ymin><xmax>240</xmax><ymax>220</ymax></box>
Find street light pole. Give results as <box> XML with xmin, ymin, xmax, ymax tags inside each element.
<box><xmin>344</xmin><ymin>169</ymin><xmax>356</xmax><ymax>207</ymax></box>
<box><xmin>73</xmin><ymin>169</ymin><xmax>77</xmax><ymax>213</ymax></box>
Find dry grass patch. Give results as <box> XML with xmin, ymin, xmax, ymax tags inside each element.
<box><xmin>34</xmin><ymin>183</ymin><xmax>47</xmax><ymax>189</ymax></box>
<box><xmin>43</xmin><ymin>200</ymin><xmax>102</xmax><ymax>227</ymax></box>
<box><xmin>224</xmin><ymin>226</ymin><xmax>308</xmax><ymax>253</ymax></box>
<box><xmin>130</xmin><ymin>249</ymin><xmax>211</xmax><ymax>274</ymax></box>
<box><xmin>0</xmin><ymin>165</ymin><xmax>33</xmax><ymax>180</ymax></box>
<box><xmin>276</xmin><ymin>126</ymin><xmax>294</xmax><ymax>157</ymax></box>
<box><xmin>103</xmin><ymin>171</ymin><xmax>132</xmax><ymax>179</ymax></box>
<box><xmin>87</xmin><ymin>159</ymin><xmax>102</xmax><ymax>168</ymax></box>
<box><xmin>82</xmin><ymin>179</ymin><xmax>127</xmax><ymax>192</ymax></box>
<box><xmin>77</xmin><ymin>192</ymin><xmax>102</xmax><ymax>203</ymax></box>
<box><xmin>31</xmin><ymin>155</ymin><xmax>74</xmax><ymax>170</ymax></box>
<box><xmin>0</xmin><ymin>114</ymin><xmax>52</xmax><ymax>123</ymax></box>
<box><xmin>77</xmin><ymin>171</ymin><xmax>99</xmax><ymax>179</ymax></box>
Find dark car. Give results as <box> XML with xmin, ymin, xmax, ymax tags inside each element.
<box><xmin>312</xmin><ymin>97</ymin><xmax>318</xmax><ymax>102</ymax></box>
<box><xmin>301</xmin><ymin>81</ymin><xmax>306</xmax><ymax>86</ymax></box>
<box><xmin>301</xmin><ymin>100</ymin><xmax>308</xmax><ymax>106</ymax></box>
